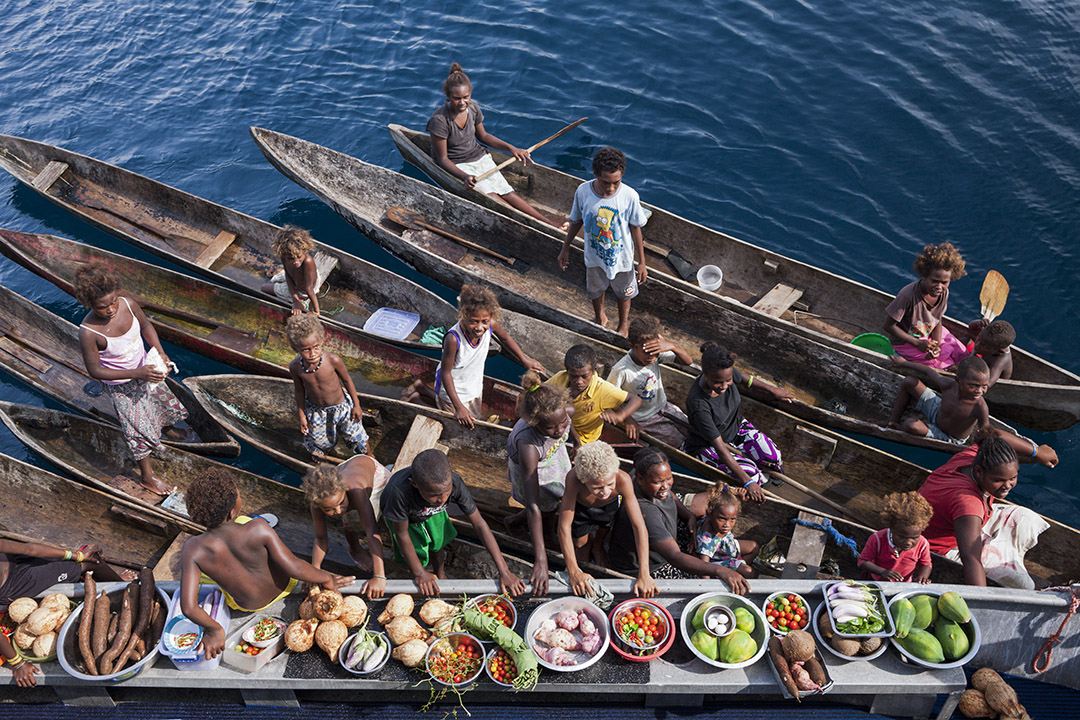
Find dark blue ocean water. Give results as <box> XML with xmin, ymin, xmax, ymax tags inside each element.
<box><xmin>0</xmin><ymin>0</ymin><xmax>1077</xmax><ymax>524</ymax></box>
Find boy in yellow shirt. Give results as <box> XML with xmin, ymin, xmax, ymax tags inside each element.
<box><xmin>546</xmin><ymin>344</ymin><xmax>641</xmax><ymax>443</ymax></box>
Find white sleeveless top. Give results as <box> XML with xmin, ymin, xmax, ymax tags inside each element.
<box><xmin>435</xmin><ymin>321</ymin><xmax>490</xmax><ymax>406</ymax></box>
<box><xmin>80</xmin><ymin>297</ymin><xmax>147</xmax><ymax>385</ymax></box>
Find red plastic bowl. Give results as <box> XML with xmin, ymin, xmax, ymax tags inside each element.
<box><xmin>607</xmin><ymin>599</ymin><xmax>676</xmax><ymax>662</ymax></box>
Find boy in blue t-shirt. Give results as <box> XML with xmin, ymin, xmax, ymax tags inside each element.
<box><xmin>557</xmin><ymin>146</ymin><xmax>649</xmax><ymax>337</ymax></box>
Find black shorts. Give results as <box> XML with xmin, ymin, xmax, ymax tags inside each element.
<box><xmin>571</xmin><ymin>499</ymin><xmax>619</xmax><ymax>539</ymax></box>
<box><xmin>0</xmin><ymin>554</ymin><xmax>82</xmax><ymax>608</ymax></box>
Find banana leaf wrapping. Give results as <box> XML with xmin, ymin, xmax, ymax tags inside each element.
<box><xmin>461</xmin><ymin>606</ymin><xmax>538</xmax><ymax>690</ymax></box>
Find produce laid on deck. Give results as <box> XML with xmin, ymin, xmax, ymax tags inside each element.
<box><xmin>682</xmin><ymin>592</ymin><xmax>767</xmax><ymax>668</ymax></box>
<box><xmin>958</xmin><ymin>667</ymin><xmax>1031</xmax><ymax>719</ymax></box>
<box><xmin>6</xmin><ymin>593</ymin><xmax>72</xmax><ymax>662</ymax></box>
<box><xmin>888</xmin><ymin>590</ymin><xmax>980</xmax><ymax>668</ymax></box>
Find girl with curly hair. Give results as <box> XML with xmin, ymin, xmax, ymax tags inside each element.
<box><xmin>857</xmin><ymin>491</ymin><xmax>934</xmax><ymax>583</ymax></box>
<box><xmin>883</xmin><ymin>241</ymin><xmax>970</xmax><ymax>368</ymax></box>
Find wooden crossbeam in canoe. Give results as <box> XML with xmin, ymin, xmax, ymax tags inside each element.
<box><xmin>393</xmin><ymin>415</ymin><xmax>444</xmax><ymax>470</ymax></box>
<box><xmin>752</xmin><ymin>283</ymin><xmax>804</xmax><ymax>318</ymax></box>
<box><xmin>780</xmin><ymin>511</ymin><xmax>827</xmax><ymax>580</ymax></box>
<box><xmin>31</xmin><ymin>161</ymin><xmax>68</xmax><ymax>192</ymax></box>
<box><xmin>193</xmin><ymin>230</ymin><xmax>237</xmax><ymax>269</ymax></box>
<box><xmin>0</xmin><ymin>336</ymin><xmax>52</xmax><ymax>373</ymax></box>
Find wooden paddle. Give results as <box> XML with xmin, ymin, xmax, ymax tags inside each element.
<box><xmin>386</xmin><ymin>206</ymin><xmax>518</xmax><ymax>266</ymax></box>
<box><xmin>473</xmin><ymin>117</ymin><xmax>588</xmax><ymax>183</ymax></box>
<box><xmin>980</xmin><ymin>270</ymin><xmax>1009</xmax><ymax>322</ymax></box>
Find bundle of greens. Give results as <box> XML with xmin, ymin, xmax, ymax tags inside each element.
<box><xmin>826</xmin><ymin>581</ymin><xmax>885</xmax><ymax>635</ymax></box>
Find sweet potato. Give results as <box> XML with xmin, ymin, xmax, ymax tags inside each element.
<box><xmin>768</xmin><ymin>635</ymin><xmax>801</xmax><ymax>701</ymax></box>
<box><xmin>91</xmin><ymin>591</ymin><xmax>110</xmax><ymax>661</ymax></box>
<box><xmin>78</xmin><ymin>572</ymin><xmax>98</xmax><ymax>675</ymax></box>
<box><xmin>98</xmin><ymin>582</ymin><xmax>135</xmax><ymax>675</ymax></box>
<box><xmin>803</xmin><ymin>654</ymin><xmax>827</xmax><ymax>687</ymax></box>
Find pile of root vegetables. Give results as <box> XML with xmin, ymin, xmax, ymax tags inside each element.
<box><xmin>959</xmin><ymin>668</ymin><xmax>1030</xmax><ymax>719</ymax></box>
<box><xmin>5</xmin><ymin>593</ymin><xmax>72</xmax><ymax>660</ymax></box>
<box><xmin>282</xmin><ymin>587</ymin><xmax>369</xmax><ymax>661</ymax></box>
<box><xmin>76</xmin><ymin>569</ymin><xmax>164</xmax><ymax>676</ymax></box>
<box><xmin>767</xmin><ymin>629</ymin><xmax>829</xmax><ymax>701</ymax></box>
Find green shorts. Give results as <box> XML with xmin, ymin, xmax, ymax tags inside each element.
<box><xmin>388</xmin><ymin>509</ymin><xmax>457</xmax><ymax>568</ymax></box>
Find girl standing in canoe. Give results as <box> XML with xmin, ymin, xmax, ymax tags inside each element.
<box><xmin>429</xmin><ymin>62</ymin><xmax>565</xmax><ymax>229</ymax></box>
<box><xmin>75</xmin><ymin>263</ymin><xmax>187</xmax><ymax>497</ymax></box>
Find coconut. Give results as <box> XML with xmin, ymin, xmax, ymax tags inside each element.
<box><xmin>284</xmin><ymin>618</ymin><xmax>318</xmax><ymax>652</ymax></box>
<box><xmin>958</xmin><ymin>689</ymin><xmax>995</xmax><ymax>718</ymax></box>
<box><xmin>25</xmin><ymin>606</ymin><xmax>64</xmax><ymax>635</ymax></box>
<box><xmin>338</xmin><ymin>595</ymin><xmax>367</xmax><ymax>628</ymax></box>
<box><xmin>7</xmin><ymin>598</ymin><xmax>37</xmax><ymax>625</ymax></box>
<box><xmin>313</xmin><ymin>589</ymin><xmax>344</xmax><ymax>621</ymax></box>
<box><xmin>39</xmin><ymin>593</ymin><xmax>70</xmax><ymax>612</ymax></box>
<box><xmin>858</xmin><ymin>636</ymin><xmax>883</xmax><ymax>655</ymax></box>
<box><xmin>314</xmin><ymin>619</ymin><xmax>348</xmax><ymax>659</ymax></box>
<box><xmin>392</xmin><ymin>638</ymin><xmax>428</xmax><ymax>668</ymax></box>
<box><xmin>298</xmin><ymin>594</ymin><xmax>316</xmax><ymax>621</ymax></box>
<box><xmin>829</xmin><ymin>634</ymin><xmax>862</xmax><ymax>657</ymax></box>
<box><xmin>31</xmin><ymin>632</ymin><xmax>57</xmax><ymax>659</ymax></box>
<box><xmin>377</xmin><ymin>593</ymin><xmax>413</xmax><ymax>625</ymax></box>
<box><xmin>781</xmin><ymin>629</ymin><xmax>816</xmax><ymax>663</ymax></box>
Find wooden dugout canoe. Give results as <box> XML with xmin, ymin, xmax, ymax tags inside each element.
<box><xmin>0</xmin><ymin>229</ymin><xmax>522</xmax><ymax>424</ymax></box>
<box><xmin>0</xmin><ymin>451</ymin><xmax>188</xmax><ymax>578</ymax></box>
<box><xmin>0</xmin><ymin>281</ymin><xmax>238</xmax><ymax>457</ymax></box>
<box><xmin>0</xmin><ymin>133</ymin><xmax>463</xmax><ymax>353</ymax></box>
<box><xmin>389</xmin><ymin>124</ymin><xmax>1080</xmax><ymax>432</ymax></box>
<box><xmin>251</xmin><ymin>127</ymin><xmax>1020</xmax><ymax>455</ymax></box>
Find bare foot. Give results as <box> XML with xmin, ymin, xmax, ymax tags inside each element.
<box><xmin>117</xmin><ymin>569</ymin><xmax>138</xmax><ymax>582</ymax></box>
<box><xmin>594</xmin><ymin>312</ymin><xmax>608</xmax><ymax>328</ymax></box>
<box><xmin>140</xmin><ymin>475</ymin><xmax>176</xmax><ymax>497</ymax></box>
<box><xmin>615</xmin><ymin>323</ymin><xmax>629</xmax><ymax>338</ymax></box>
<box><xmin>400</xmin><ymin>379</ymin><xmax>423</xmax><ymax>403</ymax></box>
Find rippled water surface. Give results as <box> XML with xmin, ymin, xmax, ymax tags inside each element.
<box><xmin>1</xmin><ymin>0</ymin><xmax>1077</xmax><ymax>521</ymax></box>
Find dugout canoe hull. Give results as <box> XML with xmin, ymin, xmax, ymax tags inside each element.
<box><xmin>389</xmin><ymin>124</ymin><xmax>1080</xmax><ymax>431</ymax></box>
<box><xmin>250</xmin><ymin>127</ymin><xmax>1017</xmax><ymax>454</ymax></box>
<box><xmin>0</xmin><ymin>133</ymin><xmax>463</xmax><ymax>353</ymax></box>
<box><xmin>0</xmin><ymin>229</ymin><xmax>522</xmax><ymax>424</ymax></box>
<box><xmin>0</xmin><ymin>281</ymin><xmax>238</xmax><ymax>457</ymax></box>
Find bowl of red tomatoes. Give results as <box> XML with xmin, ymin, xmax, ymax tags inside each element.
<box><xmin>485</xmin><ymin>646</ymin><xmax>520</xmax><ymax>687</ymax></box>
<box><xmin>466</xmin><ymin>594</ymin><xmax>516</xmax><ymax>645</ymax></box>
<box><xmin>426</xmin><ymin>633</ymin><xmax>484</xmax><ymax>689</ymax></box>
<box><xmin>608</xmin><ymin>599</ymin><xmax>675</xmax><ymax>662</ymax></box>
<box><xmin>762</xmin><ymin>592</ymin><xmax>811</xmax><ymax>635</ymax></box>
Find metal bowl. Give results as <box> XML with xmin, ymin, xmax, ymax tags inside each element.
<box><xmin>680</xmin><ymin>591</ymin><xmax>768</xmax><ymax>669</ymax></box>
<box><xmin>484</xmin><ymin>646</ymin><xmax>517</xmax><ymax>688</ymax></box>
<box><xmin>465</xmin><ymin>594</ymin><xmax>517</xmax><ymax>645</ymax></box>
<box><xmin>811</xmin><ymin>603</ymin><xmax>888</xmax><ymax>662</ymax></box>
<box><xmin>525</xmin><ymin>597</ymin><xmax>609</xmax><ymax>673</ymax></box>
<box><xmin>425</xmin><ymin>633</ymin><xmax>484</xmax><ymax>688</ymax></box>
<box><xmin>611</xmin><ymin>599</ymin><xmax>670</xmax><ymax>653</ymax></box>
<box><xmin>338</xmin><ymin>630</ymin><xmax>391</xmax><ymax>676</ymax></box>
<box><xmin>886</xmin><ymin>590</ymin><xmax>981</xmax><ymax>670</ymax></box>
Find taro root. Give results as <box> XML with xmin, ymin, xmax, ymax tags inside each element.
<box><xmin>313</xmin><ymin>589</ymin><xmax>344</xmax><ymax>622</ymax></box>
<box><xmin>392</xmin><ymin>638</ymin><xmax>429</xmax><ymax>668</ymax></box>
<box><xmin>829</xmin><ymin>634</ymin><xmax>862</xmax><ymax>657</ymax></box>
<box><xmin>31</xmin><ymin>632</ymin><xmax>57</xmax><ymax>659</ymax></box>
<box><xmin>13</xmin><ymin>624</ymin><xmax>36</xmax><ymax>650</ymax></box>
<box><xmin>419</xmin><ymin>598</ymin><xmax>457</xmax><ymax>627</ymax></box>
<box><xmin>781</xmin><ymin>630</ymin><xmax>816</xmax><ymax>663</ymax></box>
<box><xmin>816</xmin><ymin>611</ymin><xmax>834</xmax><ymax>641</ymax></box>
<box><xmin>25</xmin><ymin>606</ymin><xmax>64</xmax><ymax>635</ymax></box>
<box><xmin>971</xmin><ymin>667</ymin><xmax>1005</xmax><ymax>691</ymax></box>
<box><xmin>7</xmin><ymin>598</ymin><xmax>37</xmax><ymax>625</ymax></box>
<box><xmin>958</xmin><ymin>689</ymin><xmax>995</xmax><ymax>718</ymax></box>
<box><xmin>314</xmin><ymin>620</ymin><xmax>348</xmax><ymax>659</ymax></box>
<box><xmin>384</xmin><ymin>615</ymin><xmax>428</xmax><ymax>646</ymax></box>
<box><xmin>339</xmin><ymin>595</ymin><xmax>367</xmax><ymax>628</ymax></box>
<box><xmin>284</xmin><ymin>619</ymin><xmax>319</xmax><ymax>652</ymax></box>
<box><xmin>378</xmin><ymin>593</ymin><xmax>414</xmax><ymax>625</ymax></box>
<box><xmin>858</xmin><ymin>636</ymin><xmax>883</xmax><ymax>655</ymax></box>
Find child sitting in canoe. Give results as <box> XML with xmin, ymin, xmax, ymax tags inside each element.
<box><xmin>607</xmin><ymin>314</ymin><xmax>694</xmax><ymax>446</ymax></box>
<box><xmin>380</xmin><ymin>449</ymin><xmax>527</xmax><ymax>597</ymax></box>
<box><xmin>75</xmin><ymin>263</ymin><xmax>188</xmax><ymax>497</ymax></box>
<box><xmin>429</xmin><ymin>62</ymin><xmax>563</xmax><ymax>229</ymax></box>
<box><xmin>259</xmin><ymin>225</ymin><xmax>322</xmax><ymax>316</ymax></box>
<box><xmin>557</xmin><ymin>146</ymin><xmax>649</xmax><ymax>337</ymax></box>
<box><xmin>608</xmin><ymin>448</ymin><xmax>748</xmax><ymax>592</ymax></box>
<box><xmin>883</xmin><ymin>242</ymin><xmax>969</xmax><ymax>368</ymax></box>
<box><xmin>403</xmin><ymin>284</ymin><xmax>544</xmax><ymax>427</ymax></box>
<box><xmin>682</xmin><ymin>342</ymin><xmax>791</xmax><ymax>503</ymax></box>
<box><xmin>556</xmin><ymin>441</ymin><xmax>658</xmax><ymax>599</ymax></box>
<box><xmin>959</xmin><ymin>319</ymin><xmax>1014</xmax><ymax>386</ymax></box>
<box><xmin>181</xmin><ymin>468</ymin><xmax>353</xmax><ymax>658</ymax></box>
<box><xmin>303</xmin><ymin>460</ymin><xmax>391</xmax><ymax>599</ymax></box>
<box><xmin>886</xmin><ymin>355</ymin><xmax>1058</xmax><ymax>465</ymax></box>
<box><xmin>546</xmin><ymin>343</ymin><xmax>641</xmax><ymax>443</ymax></box>
<box><xmin>286</xmin><ymin>314</ymin><xmax>367</xmax><ymax>459</ymax></box>
<box><xmin>692</xmin><ymin>484</ymin><xmax>757</xmax><ymax>580</ymax></box>
<box><xmin>504</xmin><ymin>370</ymin><xmax>577</xmax><ymax>594</ymax></box>
<box><xmin>857</xmin><ymin>491</ymin><xmax>933</xmax><ymax>583</ymax></box>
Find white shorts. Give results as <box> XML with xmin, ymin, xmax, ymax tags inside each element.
<box><xmin>455</xmin><ymin>154</ymin><xmax>515</xmax><ymax>196</ymax></box>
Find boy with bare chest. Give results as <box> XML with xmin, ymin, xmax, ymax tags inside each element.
<box><xmin>287</xmin><ymin>314</ymin><xmax>367</xmax><ymax>458</ymax></box>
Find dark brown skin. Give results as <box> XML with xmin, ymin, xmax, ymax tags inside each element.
<box><xmin>78</xmin><ymin>571</ymin><xmax>98</xmax><ymax>676</ymax></box>
<box><xmin>99</xmin><ymin>582</ymin><xmax>136</xmax><ymax>675</ymax></box>
<box><xmin>91</xmin><ymin>591</ymin><xmax>110</xmax><ymax>663</ymax></box>
<box><xmin>260</xmin><ymin>253</ymin><xmax>321</xmax><ymax>315</ymax></box>
<box><xmin>769</xmin><ymin>635</ymin><xmax>800</xmax><ymax>701</ymax></box>
<box><xmin>288</xmin><ymin>335</ymin><xmax>362</xmax><ymax>439</ymax></box>
<box><xmin>148</xmin><ymin>599</ymin><xmax>165</xmax><ymax>650</ymax></box>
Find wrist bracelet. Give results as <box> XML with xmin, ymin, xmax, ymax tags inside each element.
<box><xmin>6</xmin><ymin>655</ymin><xmax>24</xmax><ymax>668</ymax></box>
<box><xmin>743</xmin><ymin>480</ymin><xmax>758</xmax><ymax>488</ymax></box>
<box><xmin>76</xmin><ymin>551</ymin><xmax>85</xmax><ymax>563</ymax></box>
<box><xmin>371</xmin><ymin>574</ymin><xmax>386</xmax><ymax>579</ymax></box>
<box><xmin>1030</xmin><ymin>440</ymin><xmax>1038</xmax><ymax>457</ymax></box>
<box><xmin>63</xmin><ymin>550</ymin><xmax>72</xmax><ymax>561</ymax></box>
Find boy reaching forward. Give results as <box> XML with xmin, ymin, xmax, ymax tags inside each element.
<box><xmin>557</xmin><ymin>146</ymin><xmax>648</xmax><ymax>337</ymax></box>
<box><xmin>181</xmin><ymin>469</ymin><xmax>354</xmax><ymax>659</ymax></box>
<box><xmin>381</xmin><ymin>449</ymin><xmax>528</xmax><ymax>597</ymax></box>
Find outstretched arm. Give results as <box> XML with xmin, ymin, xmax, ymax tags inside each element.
<box><xmin>466</xmin><ymin>509</ymin><xmax>528</xmax><ymax>597</ymax></box>
<box><xmin>491</xmin><ymin>320</ymin><xmax>545</xmax><ymax>374</ymax></box>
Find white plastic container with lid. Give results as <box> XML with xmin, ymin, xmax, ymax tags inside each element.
<box><xmin>158</xmin><ymin>585</ymin><xmax>231</xmax><ymax>671</ymax></box>
<box><xmin>696</xmin><ymin>265</ymin><xmax>723</xmax><ymax>292</ymax></box>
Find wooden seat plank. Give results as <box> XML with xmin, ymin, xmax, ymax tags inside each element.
<box><xmin>193</xmin><ymin>230</ymin><xmax>237</xmax><ymax>269</ymax></box>
<box><xmin>31</xmin><ymin>161</ymin><xmax>68</xmax><ymax>191</ymax></box>
<box><xmin>780</xmin><ymin>510</ymin><xmax>827</xmax><ymax>580</ymax></box>
<box><xmin>752</xmin><ymin>283</ymin><xmax>804</xmax><ymax>318</ymax></box>
<box><xmin>393</xmin><ymin>415</ymin><xmax>444</xmax><ymax>470</ymax></box>
<box><xmin>0</xmin><ymin>336</ymin><xmax>53</xmax><ymax>373</ymax></box>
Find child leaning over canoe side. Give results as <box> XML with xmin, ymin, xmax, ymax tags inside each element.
<box><xmin>547</xmin><ymin>343</ymin><xmax>641</xmax><ymax>444</ymax></box>
<box><xmin>557</xmin><ymin>146</ymin><xmax>649</xmax><ymax>337</ymax></box>
<box><xmin>286</xmin><ymin>314</ymin><xmax>367</xmax><ymax>459</ymax></box>
<box><xmin>259</xmin><ymin>224</ymin><xmax>321</xmax><ymax>316</ymax></box>
<box><xmin>857</xmin><ymin>491</ymin><xmax>933</xmax><ymax>584</ymax></box>
<box><xmin>557</xmin><ymin>441</ymin><xmax>658</xmax><ymax>599</ymax></box>
<box><xmin>886</xmin><ymin>355</ymin><xmax>1058</xmax><ymax>465</ymax></box>
<box><xmin>504</xmin><ymin>371</ymin><xmax>578</xmax><ymax>594</ymax></box>
<box><xmin>75</xmin><ymin>263</ymin><xmax>188</xmax><ymax>497</ymax></box>
<box><xmin>181</xmin><ymin>469</ymin><xmax>354</xmax><ymax>659</ymax></box>
<box><xmin>882</xmin><ymin>242</ymin><xmax>969</xmax><ymax>368</ymax></box>
<box><xmin>607</xmin><ymin>314</ymin><xmax>694</xmax><ymax>446</ymax></box>
<box><xmin>303</xmin><ymin>460</ymin><xmax>391</xmax><ymax>599</ymax></box>
<box><xmin>380</xmin><ymin>449</ymin><xmax>527</xmax><ymax>597</ymax></box>
<box><xmin>958</xmin><ymin>318</ymin><xmax>1015</xmax><ymax>386</ymax></box>
<box><xmin>682</xmin><ymin>342</ymin><xmax>792</xmax><ymax>504</ymax></box>
<box><xmin>428</xmin><ymin>62</ymin><xmax>564</xmax><ymax>229</ymax></box>
<box><xmin>691</xmin><ymin>484</ymin><xmax>757</xmax><ymax>580</ymax></box>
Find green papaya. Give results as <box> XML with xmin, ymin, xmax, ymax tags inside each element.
<box><xmin>937</xmin><ymin>592</ymin><xmax>972</xmax><ymax>624</ymax></box>
<box><xmin>910</xmin><ymin>594</ymin><xmax>937</xmax><ymax>630</ymax></box>
<box><xmin>718</xmin><ymin>629</ymin><xmax>758</xmax><ymax>664</ymax></box>
<box><xmin>891</xmin><ymin>598</ymin><xmax>916</xmax><ymax>639</ymax></box>
<box><xmin>933</xmin><ymin>620</ymin><xmax>970</xmax><ymax>661</ymax></box>
<box><xmin>692</xmin><ymin>601</ymin><xmax>719</xmax><ymax>631</ymax></box>
<box><xmin>733</xmin><ymin>607</ymin><xmax>756</xmax><ymax>634</ymax></box>
<box><xmin>897</xmin><ymin>628</ymin><xmax>945</xmax><ymax>664</ymax></box>
<box><xmin>690</xmin><ymin>629</ymin><xmax>719</xmax><ymax>660</ymax></box>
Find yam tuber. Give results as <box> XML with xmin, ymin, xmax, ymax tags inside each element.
<box><xmin>98</xmin><ymin>582</ymin><xmax>136</xmax><ymax>675</ymax></box>
<box><xmin>78</xmin><ymin>572</ymin><xmax>98</xmax><ymax>675</ymax></box>
<box><xmin>7</xmin><ymin>598</ymin><xmax>37</xmax><ymax>625</ymax></box>
<box><xmin>392</xmin><ymin>638</ymin><xmax>428</xmax><ymax>668</ymax></box>
<box><xmin>384</xmin><ymin>615</ymin><xmax>428</xmax><ymax>646</ymax></box>
<box><xmin>91</xmin><ymin>591</ymin><xmax>110</xmax><ymax>661</ymax></box>
<box><xmin>768</xmin><ymin>635</ymin><xmax>801</xmax><ymax>702</ymax></box>
<box><xmin>958</xmin><ymin>689</ymin><xmax>995</xmax><ymax>718</ymax></box>
<box><xmin>113</xmin><ymin>567</ymin><xmax>154</xmax><ymax>671</ymax></box>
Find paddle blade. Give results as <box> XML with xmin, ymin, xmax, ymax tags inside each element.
<box><xmin>385</xmin><ymin>206</ymin><xmax>423</xmax><ymax>230</ymax></box>
<box><xmin>980</xmin><ymin>270</ymin><xmax>1009</xmax><ymax>321</ymax></box>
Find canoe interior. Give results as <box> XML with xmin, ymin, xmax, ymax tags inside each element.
<box><xmin>391</xmin><ymin>125</ymin><xmax>1080</xmax><ymax>430</ymax></box>
<box><xmin>0</xmin><ymin>133</ymin><xmax>459</xmax><ymax>350</ymax></box>
<box><xmin>0</xmin><ymin>230</ymin><xmax>521</xmax><ymax>424</ymax></box>
<box><xmin>0</xmin><ymin>401</ymin><xmax>359</xmax><ymax>573</ymax></box>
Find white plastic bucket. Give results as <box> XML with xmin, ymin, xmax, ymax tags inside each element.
<box><xmin>696</xmin><ymin>265</ymin><xmax>723</xmax><ymax>292</ymax></box>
